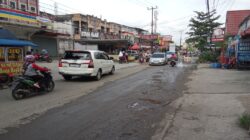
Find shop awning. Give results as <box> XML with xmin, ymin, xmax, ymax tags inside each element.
<box><xmin>0</xmin><ymin>39</ymin><xmax>38</xmax><ymax>47</ymax></box>
<box><xmin>129</xmin><ymin>43</ymin><xmax>140</xmax><ymax>50</ymax></box>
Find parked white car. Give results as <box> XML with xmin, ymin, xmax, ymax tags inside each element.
<box><xmin>58</xmin><ymin>50</ymin><xmax>115</xmax><ymax>81</ymax></box>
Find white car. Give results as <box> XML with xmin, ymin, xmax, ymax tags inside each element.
<box><xmin>149</xmin><ymin>53</ymin><xmax>167</xmax><ymax>65</ymax></box>
<box><xmin>58</xmin><ymin>50</ymin><xmax>115</xmax><ymax>81</ymax></box>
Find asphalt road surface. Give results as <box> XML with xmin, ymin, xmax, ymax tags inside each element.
<box><xmin>0</xmin><ymin>65</ymin><xmax>195</xmax><ymax>140</ymax></box>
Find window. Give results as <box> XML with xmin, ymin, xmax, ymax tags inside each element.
<box><xmin>63</xmin><ymin>51</ymin><xmax>91</xmax><ymax>60</ymax></box>
<box><xmin>0</xmin><ymin>0</ymin><xmax>6</xmax><ymax>5</ymax></box>
<box><xmin>30</xmin><ymin>7</ymin><xmax>36</xmax><ymax>13</ymax></box>
<box><xmin>10</xmin><ymin>1</ymin><xmax>16</xmax><ymax>9</ymax></box>
<box><xmin>101</xmin><ymin>53</ymin><xmax>109</xmax><ymax>60</ymax></box>
<box><xmin>7</xmin><ymin>48</ymin><xmax>23</xmax><ymax>62</ymax></box>
<box><xmin>0</xmin><ymin>48</ymin><xmax>5</xmax><ymax>62</ymax></box>
<box><xmin>20</xmin><ymin>4</ymin><xmax>26</xmax><ymax>11</ymax></box>
<box><xmin>94</xmin><ymin>52</ymin><xmax>102</xmax><ymax>59</ymax></box>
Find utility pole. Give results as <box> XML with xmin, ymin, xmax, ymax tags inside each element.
<box><xmin>147</xmin><ymin>6</ymin><xmax>158</xmax><ymax>52</ymax></box>
<box><xmin>154</xmin><ymin>10</ymin><xmax>158</xmax><ymax>34</ymax></box>
<box><xmin>206</xmin><ymin>0</ymin><xmax>212</xmax><ymax>50</ymax></box>
<box><xmin>179</xmin><ymin>30</ymin><xmax>183</xmax><ymax>48</ymax></box>
<box><xmin>54</xmin><ymin>2</ymin><xmax>58</xmax><ymax>15</ymax></box>
<box><xmin>206</xmin><ymin>0</ymin><xmax>210</xmax><ymax>14</ymax></box>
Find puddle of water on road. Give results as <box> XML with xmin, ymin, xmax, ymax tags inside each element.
<box><xmin>177</xmin><ymin>62</ymin><xmax>190</xmax><ymax>67</ymax></box>
<box><xmin>127</xmin><ymin>102</ymin><xmax>152</xmax><ymax>111</ymax></box>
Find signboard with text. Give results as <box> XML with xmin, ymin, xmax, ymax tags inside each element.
<box><xmin>212</xmin><ymin>28</ymin><xmax>225</xmax><ymax>42</ymax></box>
<box><xmin>0</xmin><ymin>62</ymin><xmax>23</xmax><ymax>74</ymax></box>
<box><xmin>0</xmin><ymin>47</ymin><xmax>24</xmax><ymax>74</ymax></box>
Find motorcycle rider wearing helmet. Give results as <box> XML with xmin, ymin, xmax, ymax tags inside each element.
<box><xmin>23</xmin><ymin>55</ymin><xmax>49</xmax><ymax>88</ymax></box>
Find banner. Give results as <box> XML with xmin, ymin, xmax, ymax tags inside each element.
<box><xmin>0</xmin><ymin>62</ymin><xmax>23</xmax><ymax>74</ymax></box>
<box><xmin>7</xmin><ymin>48</ymin><xmax>23</xmax><ymax>61</ymax></box>
<box><xmin>0</xmin><ymin>48</ymin><xmax>5</xmax><ymax>62</ymax></box>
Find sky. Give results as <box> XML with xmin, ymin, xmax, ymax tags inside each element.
<box><xmin>39</xmin><ymin>0</ymin><xmax>250</xmax><ymax>44</ymax></box>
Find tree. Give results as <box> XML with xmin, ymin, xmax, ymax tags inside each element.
<box><xmin>186</xmin><ymin>11</ymin><xmax>222</xmax><ymax>52</ymax></box>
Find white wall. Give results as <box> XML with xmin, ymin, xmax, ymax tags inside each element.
<box><xmin>58</xmin><ymin>39</ymin><xmax>74</xmax><ymax>56</ymax></box>
<box><xmin>74</xmin><ymin>43</ymin><xmax>98</xmax><ymax>51</ymax></box>
<box><xmin>53</xmin><ymin>21</ymin><xmax>74</xmax><ymax>37</ymax></box>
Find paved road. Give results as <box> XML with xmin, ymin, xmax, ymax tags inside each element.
<box><xmin>0</xmin><ymin>62</ymin><xmax>147</xmax><ymax>134</ymax></box>
<box><xmin>37</xmin><ymin>61</ymin><xmax>140</xmax><ymax>81</ymax></box>
<box><xmin>0</xmin><ymin>64</ymin><xmax>195</xmax><ymax>140</ymax></box>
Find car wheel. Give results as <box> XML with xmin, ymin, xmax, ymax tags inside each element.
<box><xmin>109</xmin><ymin>66</ymin><xmax>115</xmax><ymax>75</ymax></box>
<box><xmin>63</xmin><ymin>75</ymin><xmax>72</xmax><ymax>81</ymax></box>
<box><xmin>95</xmin><ymin>70</ymin><xmax>102</xmax><ymax>81</ymax></box>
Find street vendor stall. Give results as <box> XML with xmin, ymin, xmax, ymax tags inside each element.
<box><xmin>0</xmin><ymin>29</ymin><xmax>37</xmax><ymax>87</ymax></box>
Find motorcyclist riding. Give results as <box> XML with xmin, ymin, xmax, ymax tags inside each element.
<box><xmin>23</xmin><ymin>55</ymin><xmax>49</xmax><ymax>88</ymax></box>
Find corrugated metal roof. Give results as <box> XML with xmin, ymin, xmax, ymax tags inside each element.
<box><xmin>225</xmin><ymin>10</ymin><xmax>250</xmax><ymax>36</ymax></box>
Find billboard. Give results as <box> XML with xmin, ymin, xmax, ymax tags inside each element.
<box><xmin>212</xmin><ymin>28</ymin><xmax>224</xmax><ymax>42</ymax></box>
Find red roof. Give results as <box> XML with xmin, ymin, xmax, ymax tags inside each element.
<box><xmin>225</xmin><ymin>10</ymin><xmax>250</xmax><ymax>36</ymax></box>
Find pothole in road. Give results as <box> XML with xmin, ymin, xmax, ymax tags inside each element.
<box><xmin>152</xmin><ymin>75</ymin><xmax>162</xmax><ymax>79</ymax></box>
<box><xmin>139</xmin><ymin>98</ymin><xmax>162</xmax><ymax>105</ymax></box>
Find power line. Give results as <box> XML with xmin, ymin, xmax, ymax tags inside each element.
<box><xmin>43</xmin><ymin>0</ymin><xmax>83</xmax><ymax>13</ymax></box>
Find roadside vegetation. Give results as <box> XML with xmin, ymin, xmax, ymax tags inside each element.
<box><xmin>197</xmin><ymin>50</ymin><xmax>220</xmax><ymax>63</ymax></box>
<box><xmin>186</xmin><ymin>10</ymin><xmax>223</xmax><ymax>63</ymax></box>
<box><xmin>238</xmin><ymin>113</ymin><xmax>250</xmax><ymax>131</ymax></box>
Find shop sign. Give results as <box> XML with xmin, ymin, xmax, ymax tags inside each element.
<box><xmin>162</xmin><ymin>35</ymin><xmax>172</xmax><ymax>41</ymax></box>
<box><xmin>81</xmin><ymin>31</ymin><xmax>99</xmax><ymax>38</ymax></box>
<box><xmin>0</xmin><ymin>62</ymin><xmax>23</xmax><ymax>74</ymax></box>
<box><xmin>212</xmin><ymin>28</ymin><xmax>224</xmax><ymax>42</ymax></box>
<box><xmin>7</xmin><ymin>48</ymin><xmax>23</xmax><ymax>61</ymax></box>
<box><xmin>140</xmin><ymin>35</ymin><xmax>158</xmax><ymax>40</ymax></box>
<box><xmin>0</xmin><ymin>48</ymin><xmax>5</xmax><ymax>62</ymax></box>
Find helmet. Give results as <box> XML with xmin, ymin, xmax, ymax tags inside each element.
<box><xmin>25</xmin><ymin>55</ymin><xmax>35</xmax><ymax>62</ymax></box>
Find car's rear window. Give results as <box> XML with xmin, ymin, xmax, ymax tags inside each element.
<box><xmin>152</xmin><ymin>53</ymin><xmax>165</xmax><ymax>58</ymax></box>
<box><xmin>63</xmin><ymin>51</ymin><xmax>91</xmax><ymax>60</ymax></box>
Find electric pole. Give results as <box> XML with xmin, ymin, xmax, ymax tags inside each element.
<box><xmin>179</xmin><ymin>30</ymin><xmax>183</xmax><ymax>48</ymax></box>
<box><xmin>54</xmin><ymin>2</ymin><xmax>58</xmax><ymax>15</ymax></box>
<box><xmin>148</xmin><ymin>6</ymin><xmax>158</xmax><ymax>52</ymax></box>
<box><xmin>148</xmin><ymin>6</ymin><xmax>157</xmax><ymax>34</ymax></box>
<box><xmin>154</xmin><ymin>10</ymin><xmax>158</xmax><ymax>34</ymax></box>
<box><xmin>206</xmin><ymin>0</ymin><xmax>212</xmax><ymax>50</ymax></box>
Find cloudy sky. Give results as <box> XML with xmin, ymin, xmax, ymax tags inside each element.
<box><xmin>39</xmin><ymin>0</ymin><xmax>250</xmax><ymax>44</ymax></box>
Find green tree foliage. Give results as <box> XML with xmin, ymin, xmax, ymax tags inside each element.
<box><xmin>186</xmin><ymin>11</ymin><xmax>222</xmax><ymax>52</ymax></box>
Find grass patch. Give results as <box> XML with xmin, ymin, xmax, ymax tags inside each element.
<box><xmin>239</xmin><ymin>113</ymin><xmax>250</xmax><ymax>130</ymax></box>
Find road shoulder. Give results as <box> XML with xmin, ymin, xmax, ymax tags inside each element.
<box><xmin>153</xmin><ymin>65</ymin><xmax>250</xmax><ymax>140</ymax></box>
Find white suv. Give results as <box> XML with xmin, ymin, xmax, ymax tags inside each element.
<box><xmin>58</xmin><ymin>50</ymin><xmax>115</xmax><ymax>81</ymax></box>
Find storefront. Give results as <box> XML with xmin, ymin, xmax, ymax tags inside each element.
<box><xmin>0</xmin><ymin>29</ymin><xmax>37</xmax><ymax>86</ymax></box>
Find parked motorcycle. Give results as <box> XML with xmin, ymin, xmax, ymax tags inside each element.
<box><xmin>0</xmin><ymin>73</ymin><xmax>13</xmax><ymax>89</ymax></box>
<box><xmin>34</xmin><ymin>53</ymin><xmax>53</xmax><ymax>63</ymax></box>
<box><xmin>11</xmin><ymin>71</ymin><xmax>55</xmax><ymax>100</ymax></box>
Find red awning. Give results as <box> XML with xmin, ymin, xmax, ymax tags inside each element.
<box><xmin>129</xmin><ymin>43</ymin><xmax>140</xmax><ymax>50</ymax></box>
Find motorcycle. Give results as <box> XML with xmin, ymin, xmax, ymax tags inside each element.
<box><xmin>0</xmin><ymin>73</ymin><xmax>13</xmax><ymax>89</ymax></box>
<box><xmin>34</xmin><ymin>53</ymin><xmax>53</xmax><ymax>63</ymax></box>
<box><xmin>170</xmin><ymin>60</ymin><xmax>176</xmax><ymax>67</ymax></box>
<box><xmin>139</xmin><ymin>56</ymin><xmax>144</xmax><ymax>64</ymax></box>
<box><xmin>11</xmin><ymin>71</ymin><xmax>55</xmax><ymax>100</ymax></box>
